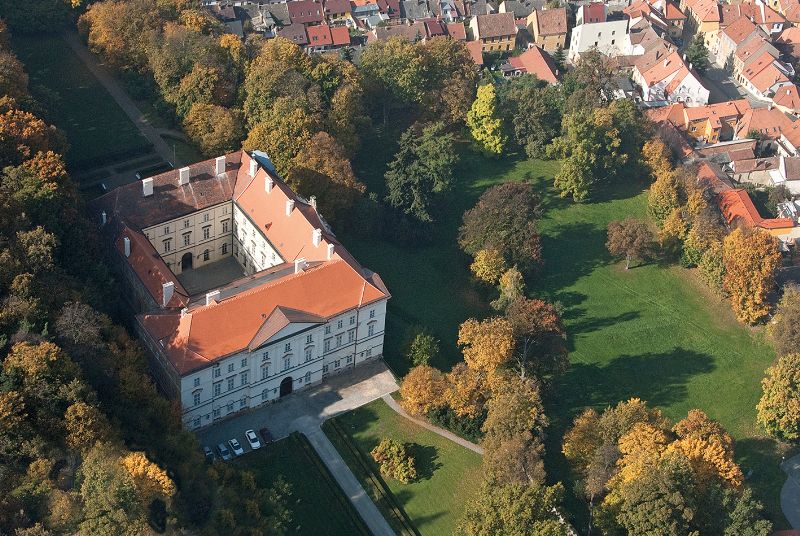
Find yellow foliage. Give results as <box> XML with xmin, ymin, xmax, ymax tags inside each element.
<box><xmin>470</xmin><ymin>249</ymin><xmax>507</xmax><ymax>284</ymax></box>
<box><xmin>445</xmin><ymin>363</ymin><xmax>487</xmax><ymax>418</ymax></box>
<box><xmin>614</xmin><ymin>422</ymin><xmax>669</xmax><ymax>484</ymax></box>
<box><xmin>121</xmin><ymin>452</ymin><xmax>176</xmax><ymax>499</ymax></box>
<box><xmin>457</xmin><ymin>317</ymin><xmax>514</xmax><ymax>375</ymax></box>
<box><xmin>399</xmin><ymin>365</ymin><xmax>447</xmax><ymax>416</ymax></box>
<box><xmin>668</xmin><ymin>436</ymin><xmax>743</xmax><ymax>488</ymax></box>
<box><xmin>723</xmin><ymin>228</ymin><xmax>782</xmax><ymax>324</ymax></box>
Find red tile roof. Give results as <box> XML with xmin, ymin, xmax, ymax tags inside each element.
<box><xmin>446</xmin><ymin>21</ymin><xmax>467</xmax><ymax>40</ymax></box>
<box><xmin>774</xmin><ymin>84</ymin><xmax>800</xmax><ymax>112</ymax></box>
<box><xmin>288</xmin><ymin>0</ymin><xmax>325</xmax><ymax>23</ymax></box>
<box><xmin>534</xmin><ymin>7</ymin><xmax>567</xmax><ymax>35</ymax></box>
<box><xmin>722</xmin><ymin>15</ymin><xmax>758</xmax><ymax>45</ymax></box>
<box><xmin>580</xmin><ymin>3</ymin><xmax>606</xmax><ymax>22</ymax></box>
<box><xmin>307</xmin><ymin>24</ymin><xmax>334</xmax><ymax>45</ymax></box>
<box><xmin>466</xmin><ymin>40</ymin><xmax>484</xmax><ymax>65</ymax></box>
<box><xmin>718</xmin><ymin>188</ymin><xmax>794</xmax><ymax>229</ymax></box>
<box><xmin>474</xmin><ymin>12</ymin><xmax>517</xmax><ymax>38</ymax></box>
<box><xmin>508</xmin><ymin>46</ymin><xmax>559</xmax><ymax>83</ymax></box>
<box><xmin>331</xmin><ymin>25</ymin><xmax>351</xmax><ymax>45</ymax></box>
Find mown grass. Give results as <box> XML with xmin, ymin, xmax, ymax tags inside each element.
<box><xmin>324</xmin><ymin>399</ymin><xmax>483</xmax><ymax>536</ymax></box>
<box><xmin>12</xmin><ymin>34</ymin><xmax>151</xmax><ymax>171</ymax></box>
<box><xmin>341</xmin><ymin>131</ymin><xmax>788</xmax><ymax>528</ymax></box>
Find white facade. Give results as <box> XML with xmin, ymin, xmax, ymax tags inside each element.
<box><xmin>567</xmin><ymin>19</ymin><xmax>630</xmax><ymax>63</ymax></box>
<box><xmin>180</xmin><ymin>300</ymin><xmax>388</xmax><ymax>429</ymax></box>
<box><xmin>232</xmin><ymin>203</ymin><xmax>284</xmax><ymax>274</ymax></box>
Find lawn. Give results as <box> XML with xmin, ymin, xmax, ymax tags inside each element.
<box><xmin>324</xmin><ymin>398</ymin><xmax>483</xmax><ymax>535</ymax></box>
<box><xmin>341</xmin><ymin>131</ymin><xmax>788</xmax><ymax>527</ymax></box>
<box><xmin>12</xmin><ymin>35</ymin><xmax>151</xmax><ymax>171</ymax></box>
<box><xmin>234</xmin><ymin>432</ymin><xmax>370</xmax><ymax>536</ymax></box>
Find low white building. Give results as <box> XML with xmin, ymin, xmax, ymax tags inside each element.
<box><xmin>567</xmin><ymin>18</ymin><xmax>630</xmax><ymax>63</ymax></box>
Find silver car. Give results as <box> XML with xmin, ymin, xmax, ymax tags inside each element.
<box><xmin>245</xmin><ymin>429</ymin><xmax>261</xmax><ymax>450</ymax></box>
<box><xmin>228</xmin><ymin>438</ymin><xmax>244</xmax><ymax>457</ymax></box>
<box><xmin>217</xmin><ymin>443</ymin><xmax>232</xmax><ymax>461</ymax></box>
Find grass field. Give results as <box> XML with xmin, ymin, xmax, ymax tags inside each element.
<box><xmin>324</xmin><ymin>398</ymin><xmax>483</xmax><ymax>535</ymax></box>
<box><xmin>343</xmin><ymin>133</ymin><xmax>789</xmax><ymax>527</ymax></box>
<box><xmin>234</xmin><ymin>433</ymin><xmax>370</xmax><ymax>536</ymax></box>
<box><xmin>12</xmin><ymin>35</ymin><xmax>151</xmax><ymax>171</ymax></box>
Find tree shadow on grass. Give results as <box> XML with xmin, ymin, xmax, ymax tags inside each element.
<box><xmin>737</xmin><ymin>436</ymin><xmax>793</xmax><ymax>528</ymax></box>
<box><xmin>406</xmin><ymin>443</ymin><xmax>442</xmax><ymax>481</ymax></box>
<box><xmin>565</xmin><ymin>310</ymin><xmax>642</xmax><ymax>346</ymax></box>
<box><xmin>392</xmin><ymin>489</ymin><xmax>447</xmax><ymax>533</ymax></box>
<box><xmin>536</xmin><ymin>222</ymin><xmax>612</xmax><ymax>294</ymax></box>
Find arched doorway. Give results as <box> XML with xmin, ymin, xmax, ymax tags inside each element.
<box><xmin>181</xmin><ymin>252</ymin><xmax>193</xmax><ymax>271</ymax></box>
<box><xmin>279</xmin><ymin>376</ymin><xmax>293</xmax><ymax>397</ymax></box>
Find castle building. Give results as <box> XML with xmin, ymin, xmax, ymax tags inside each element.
<box><xmin>92</xmin><ymin>151</ymin><xmax>390</xmax><ymax>430</ymax></box>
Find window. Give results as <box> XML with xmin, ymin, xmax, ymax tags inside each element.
<box><xmin>214</xmin><ymin>365</ymin><xmax>221</xmax><ymax>378</ymax></box>
<box><xmin>213</xmin><ymin>382</ymin><xmax>221</xmax><ymax>396</ymax></box>
<box><xmin>335</xmin><ymin>334</ymin><xmax>342</xmax><ymax>347</ymax></box>
<box><xmin>325</xmin><ymin>325</ymin><xmax>331</xmax><ymax>334</ymax></box>
<box><xmin>298</xmin><ymin>376</ymin><xmax>303</xmax><ymax>384</ymax></box>
<box><xmin>213</xmin><ymin>408</ymin><xmax>221</xmax><ymax>418</ymax></box>
<box><xmin>184</xmin><ymin>219</ymin><xmax>190</xmax><ymax>229</ymax></box>
<box><xmin>368</xmin><ymin>324</ymin><xmax>375</xmax><ymax>337</ymax></box>
<box><xmin>203</xmin><ymin>249</ymin><xmax>210</xmax><ymax>261</ymax></box>
<box><xmin>347</xmin><ymin>356</ymin><xmax>353</xmax><ymax>364</ymax></box>
<box><xmin>222</xmin><ymin>219</ymin><xmax>230</xmax><ymax>233</ymax></box>
<box><xmin>350</xmin><ymin>315</ymin><xmax>355</xmax><ymax>325</ymax></box>
<box><xmin>305</xmin><ymin>371</ymin><xmax>311</xmax><ymax>383</ymax></box>
<box><xmin>240</xmin><ymin>398</ymin><xmax>246</xmax><ymax>408</ymax></box>
<box><xmin>337</xmin><ymin>320</ymin><xmax>343</xmax><ymax>329</ymax></box>
<box><xmin>261</xmin><ymin>364</ymin><xmax>269</xmax><ymax>380</ymax></box>
<box><xmin>204</xmin><ymin>213</ymin><xmax>210</xmax><ymax>223</ymax></box>
<box><xmin>306</xmin><ymin>334</ymin><xmax>313</xmax><ymax>344</ymax></box>
<box><xmin>262</xmin><ymin>351</ymin><xmax>269</xmax><ymax>362</ymax></box>
<box><xmin>611</xmin><ymin>39</ymin><xmax>615</xmax><ymax>45</ymax></box>
<box><xmin>193</xmin><ymin>392</ymin><xmax>201</xmax><ymax>406</ymax></box>
<box><xmin>284</xmin><ymin>342</ymin><xmax>291</xmax><ymax>352</ymax></box>
<box><xmin>194</xmin><ymin>377</ymin><xmax>200</xmax><ymax>387</ymax></box>
<box><xmin>193</xmin><ymin>417</ymin><xmax>200</xmax><ymax>428</ymax></box>
<box><xmin>262</xmin><ymin>388</ymin><xmax>269</xmax><ymax>401</ymax></box>
<box><xmin>163</xmin><ymin>239</ymin><xmax>172</xmax><ymax>252</ymax></box>
<box><xmin>324</xmin><ymin>339</ymin><xmax>331</xmax><ymax>352</ymax></box>
<box><xmin>250</xmin><ymin>240</ymin><xmax>256</xmax><ymax>253</ymax></box>
<box><xmin>240</xmin><ymin>371</ymin><xmax>248</xmax><ymax>385</ymax></box>
<box><xmin>241</xmin><ymin>357</ymin><xmax>247</xmax><ymax>367</ymax></box>
<box><xmin>261</xmin><ymin>252</ymin><xmax>266</xmax><ymax>265</ymax></box>
<box><xmin>203</xmin><ymin>226</ymin><xmax>211</xmax><ymax>240</ymax></box>
<box><xmin>366</xmin><ymin>348</ymin><xmax>372</xmax><ymax>357</ymax></box>
<box><xmin>323</xmin><ymin>364</ymin><xmax>329</xmax><ymax>373</ymax></box>
<box><xmin>227</xmin><ymin>377</ymin><xmax>234</xmax><ymax>391</ymax></box>
<box><xmin>369</xmin><ymin>309</ymin><xmax>375</xmax><ymax>319</ymax></box>
<box><xmin>305</xmin><ymin>347</ymin><xmax>313</xmax><ymax>361</ymax></box>
<box><xmin>228</xmin><ymin>363</ymin><xmax>235</xmax><ymax>373</ymax></box>
<box><xmin>348</xmin><ymin>329</ymin><xmax>355</xmax><ymax>343</ymax></box>
<box><xmin>164</xmin><ymin>225</ymin><xmax>170</xmax><ymax>235</ymax></box>
<box><xmin>283</xmin><ymin>357</ymin><xmax>291</xmax><ymax>370</ymax></box>
<box><xmin>335</xmin><ymin>360</ymin><xmax>340</xmax><ymax>369</ymax></box>
<box><xmin>183</xmin><ymin>232</ymin><xmax>191</xmax><ymax>246</ymax></box>
<box><xmin>222</xmin><ymin>242</ymin><xmax>228</xmax><ymax>255</ymax></box>
<box><xmin>226</xmin><ymin>402</ymin><xmax>234</xmax><ymax>413</ymax></box>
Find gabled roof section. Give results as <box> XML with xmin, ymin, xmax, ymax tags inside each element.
<box><xmin>248</xmin><ymin>306</ymin><xmax>326</xmax><ymax>351</ymax></box>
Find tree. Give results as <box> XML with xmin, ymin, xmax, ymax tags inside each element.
<box><xmin>183</xmin><ymin>103</ymin><xmax>244</xmax><ymax>156</ymax></box>
<box><xmin>0</xmin><ymin>107</ymin><xmax>64</xmax><ymax>166</ymax></box>
<box><xmin>445</xmin><ymin>362</ymin><xmax>488</xmax><ymax>418</ymax></box>
<box><xmin>757</xmin><ymin>353</ymin><xmax>800</xmax><ymax>441</ymax></box>
<box><xmin>470</xmin><ymin>249</ymin><xmax>507</xmax><ymax>284</ymax></box>
<box><xmin>482</xmin><ymin>373</ymin><xmax>547</xmax><ymax>441</ymax></box>
<box><xmin>606</xmin><ymin>219</ymin><xmax>653</xmax><ymax>269</ymax></box>
<box><xmin>505</xmin><ymin>297</ymin><xmax>567</xmax><ymax>379</ymax></box>
<box><xmin>457</xmin><ymin>482</ymin><xmax>569</xmax><ymax>536</ymax></box>
<box><xmin>399</xmin><ymin>365</ymin><xmax>447</xmax><ymax>415</ymax></box>
<box><xmin>686</xmin><ymin>36</ymin><xmax>710</xmax><ymax>75</ymax></box>
<box><xmin>699</xmin><ymin>241</ymin><xmax>725</xmax><ymax>295</ymax></box>
<box><xmin>720</xmin><ymin>487</ymin><xmax>772</xmax><ymax>536</ymax></box>
<box><xmin>497</xmin><ymin>77</ymin><xmax>562</xmax><ymax>158</ymax></box>
<box><xmin>384</xmin><ymin>122</ymin><xmax>457</xmax><ymax>223</ymax></box>
<box><xmin>360</xmin><ymin>36</ymin><xmax>425</xmax><ymax>124</ymax></box>
<box><xmin>418</xmin><ymin>37</ymin><xmax>478</xmax><ymax>127</ymax></box>
<box><xmin>458</xmin><ymin>317</ymin><xmax>515</xmax><ymax>375</ymax></box>
<box><xmin>722</xmin><ymin>228</ymin><xmax>781</xmax><ymax>324</ymax></box>
<box><xmin>405</xmin><ymin>328</ymin><xmax>439</xmax><ymax>367</ymax></box>
<box><xmin>0</xmin><ymin>50</ymin><xmax>28</xmax><ymax>100</ymax></box>
<box><xmin>64</xmin><ymin>401</ymin><xmax>112</xmax><ymax>451</ymax></box>
<box><xmin>459</xmin><ymin>183</ymin><xmax>543</xmax><ymax>271</ymax></box>
<box><xmin>288</xmin><ymin>132</ymin><xmax>366</xmax><ymax>226</ymax></box>
<box><xmin>491</xmin><ymin>267</ymin><xmax>525</xmax><ymax>311</ymax></box>
<box><xmin>370</xmin><ymin>439</ymin><xmax>417</xmax><ymax>483</ymax></box>
<box><xmin>121</xmin><ymin>451</ymin><xmax>176</xmax><ymax>500</ymax></box>
<box><xmin>482</xmin><ymin>431</ymin><xmax>546</xmax><ymax>486</ymax></box>
<box><xmin>467</xmin><ymin>84</ymin><xmax>507</xmax><ymax>156</ymax></box>
<box><xmin>769</xmin><ymin>284</ymin><xmax>800</xmax><ymax>356</ymax></box>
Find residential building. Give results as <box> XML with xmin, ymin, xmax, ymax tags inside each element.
<box><xmin>774</xmin><ymin>84</ymin><xmax>800</xmax><ymax>115</ymax></box>
<box><xmin>277</xmin><ymin>23</ymin><xmax>309</xmax><ymax>45</ymax></box>
<box><xmin>501</xmin><ymin>45</ymin><xmax>560</xmax><ymax>82</ymax></box>
<box><xmin>306</xmin><ymin>24</ymin><xmax>351</xmax><ymax>51</ymax></box>
<box><xmin>576</xmin><ymin>3</ymin><xmax>607</xmax><ymax>24</ymax></box>
<box><xmin>466</xmin><ymin>40</ymin><xmax>485</xmax><ymax>64</ymax></box>
<box><xmin>567</xmin><ymin>18</ymin><xmax>630</xmax><ymax>62</ymax></box>
<box><xmin>714</xmin><ymin>16</ymin><xmax>763</xmax><ymax>68</ymax></box>
<box><xmin>499</xmin><ymin>0</ymin><xmax>537</xmax><ymax>18</ymax></box>
<box><xmin>736</xmin><ymin>49</ymin><xmax>794</xmax><ymax>100</ymax></box>
<box><xmin>287</xmin><ymin>0</ymin><xmax>325</xmax><ymax>24</ymax></box>
<box><xmin>735</xmin><ymin>106</ymin><xmax>796</xmax><ymax>140</ymax></box>
<box><xmin>777</xmin><ymin>26</ymin><xmax>800</xmax><ymax>59</ymax></box>
<box><xmin>526</xmin><ymin>7</ymin><xmax>567</xmax><ymax>53</ymax></box>
<box><xmin>632</xmin><ymin>50</ymin><xmax>710</xmax><ymax>105</ymax></box>
<box><xmin>323</xmin><ymin>0</ymin><xmax>352</xmax><ymax>21</ymax></box>
<box><xmin>469</xmin><ymin>12</ymin><xmax>517</xmax><ymax>51</ymax></box>
<box><xmin>679</xmin><ymin>0</ymin><xmax>720</xmax><ymax>46</ymax></box>
<box><xmin>91</xmin><ymin>152</ymin><xmax>390</xmax><ymax>430</ymax></box>
<box><xmin>718</xmin><ymin>188</ymin><xmax>796</xmax><ymax>239</ymax></box>
<box><xmin>720</xmin><ymin>0</ymin><xmax>784</xmax><ymax>37</ymax></box>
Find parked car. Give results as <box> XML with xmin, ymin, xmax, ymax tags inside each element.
<box><xmin>228</xmin><ymin>438</ymin><xmax>244</xmax><ymax>456</ymax></box>
<box><xmin>217</xmin><ymin>443</ymin><xmax>232</xmax><ymax>461</ymax></box>
<box><xmin>245</xmin><ymin>429</ymin><xmax>261</xmax><ymax>450</ymax></box>
<box><xmin>259</xmin><ymin>427</ymin><xmax>274</xmax><ymax>444</ymax></box>
<box><xmin>203</xmin><ymin>446</ymin><xmax>214</xmax><ymax>462</ymax></box>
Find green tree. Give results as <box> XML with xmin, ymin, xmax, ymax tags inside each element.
<box><xmin>686</xmin><ymin>36</ymin><xmax>710</xmax><ymax>75</ymax></box>
<box><xmin>757</xmin><ymin>353</ymin><xmax>800</xmax><ymax>441</ymax></box>
<box><xmin>385</xmin><ymin>122</ymin><xmax>457</xmax><ymax>223</ymax></box>
<box><xmin>491</xmin><ymin>267</ymin><xmax>525</xmax><ymax>311</ymax></box>
<box><xmin>405</xmin><ymin>328</ymin><xmax>440</xmax><ymax>367</ymax></box>
<box><xmin>723</xmin><ymin>228</ymin><xmax>781</xmax><ymax>324</ymax></box>
<box><xmin>360</xmin><ymin>36</ymin><xmax>425</xmax><ymax>125</ymax></box>
<box><xmin>497</xmin><ymin>77</ymin><xmax>562</xmax><ymax>158</ymax></box>
<box><xmin>467</xmin><ymin>84</ymin><xmax>507</xmax><ymax>156</ymax></box>
<box><xmin>183</xmin><ymin>103</ymin><xmax>244</xmax><ymax>156</ymax></box>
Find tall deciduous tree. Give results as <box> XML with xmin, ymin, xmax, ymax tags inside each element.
<box><xmin>399</xmin><ymin>365</ymin><xmax>447</xmax><ymax>416</ymax></box>
<box><xmin>183</xmin><ymin>103</ymin><xmax>244</xmax><ymax>156</ymax></box>
<box><xmin>722</xmin><ymin>228</ymin><xmax>781</xmax><ymax>324</ymax></box>
<box><xmin>769</xmin><ymin>284</ymin><xmax>800</xmax><ymax>356</ymax></box>
<box><xmin>470</xmin><ymin>248</ymin><xmax>508</xmax><ymax>285</ymax></box>
<box><xmin>757</xmin><ymin>353</ymin><xmax>800</xmax><ymax>441</ymax></box>
<box><xmin>458</xmin><ymin>317</ymin><xmax>515</xmax><ymax>375</ymax></box>
<box><xmin>497</xmin><ymin>76</ymin><xmax>562</xmax><ymax>158</ymax></box>
<box><xmin>384</xmin><ymin>122</ymin><xmax>457</xmax><ymax>223</ymax></box>
<box><xmin>606</xmin><ymin>219</ymin><xmax>653</xmax><ymax>269</ymax></box>
<box><xmin>467</xmin><ymin>84</ymin><xmax>507</xmax><ymax>156</ymax></box>
<box><xmin>505</xmin><ymin>297</ymin><xmax>567</xmax><ymax>379</ymax></box>
<box><xmin>359</xmin><ymin>36</ymin><xmax>425</xmax><ymax>124</ymax></box>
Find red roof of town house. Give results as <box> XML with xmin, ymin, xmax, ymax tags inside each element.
<box><xmin>735</xmin><ymin>107</ymin><xmax>796</xmax><ymax>139</ymax></box>
<box><xmin>665</xmin><ymin>2</ymin><xmax>686</xmax><ymax>19</ymax></box>
<box><xmin>466</xmin><ymin>40</ymin><xmax>484</xmax><ymax>65</ymax></box>
<box><xmin>697</xmin><ymin>161</ymin><xmax>734</xmax><ymax>193</ymax></box>
<box><xmin>508</xmin><ymin>46</ymin><xmax>559</xmax><ymax>83</ymax></box>
<box><xmin>684</xmin><ymin>0</ymin><xmax>720</xmax><ymax>22</ymax></box>
<box><xmin>307</xmin><ymin>24</ymin><xmax>334</xmax><ymax>46</ymax></box>
<box><xmin>778</xmin><ymin>26</ymin><xmax>800</xmax><ymax>57</ymax></box>
<box><xmin>324</xmin><ymin>0</ymin><xmax>351</xmax><ymax>15</ymax></box>
<box><xmin>287</xmin><ymin>0</ymin><xmax>325</xmax><ymax>23</ymax></box>
<box><xmin>534</xmin><ymin>7</ymin><xmax>567</xmax><ymax>35</ymax></box>
<box><xmin>474</xmin><ymin>12</ymin><xmax>517</xmax><ymax>39</ymax></box>
<box><xmin>718</xmin><ymin>188</ymin><xmax>794</xmax><ymax>229</ymax></box>
<box><xmin>446</xmin><ymin>21</ymin><xmax>467</xmax><ymax>40</ymax></box>
<box><xmin>330</xmin><ymin>25</ymin><xmax>351</xmax><ymax>45</ymax></box>
<box><xmin>774</xmin><ymin>84</ymin><xmax>800</xmax><ymax>112</ymax></box>
<box><xmin>722</xmin><ymin>16</ymin><xmax>758</xmax><ymax>45</ymax></box>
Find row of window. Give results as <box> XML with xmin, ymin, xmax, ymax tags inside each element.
<box><xmin>163</xmin><ymin>207</ymin><xmax>229</xmax><ymax>237</ymax></box>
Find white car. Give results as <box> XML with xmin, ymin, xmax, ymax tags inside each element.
<box><xmin>245</xmin><ymin>429</ymin><xmax>261</xmax><ymax>450</ymax></box>
<box><xmin>228</xmin><ymin>438</ymin><xmax>244</xmax><ymax>457</ymax></box>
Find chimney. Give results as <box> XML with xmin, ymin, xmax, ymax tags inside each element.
<box><xmin>294</xmin><ymin>257</ymin><xmax>307</xmax><ymax>273</ymax></box>
<box><xmin>310</xmin><ymin>195</ymin><xmax>317</xmax><ymax>210</ymax></box>
<box><xmin>101</xmin><ymin>211</ymin><xmax>107</xmax><ymax>226</ymax></box>
<box><xmin>162</xmin><ymin>281</ymin><xmax>175</xmax><ymax>308</ymax></box>
<box><xmin>682</xmin><ymin>53</ymin><xmax>686</xmax><ymax>61</ymax></box>
<box><xmin>286</xmin><ymin>199</ymin><xmax>295</xmax><ymax>216</ymax></box>
<box><xmin>265</xmin><ymin>176</ymin><xmax>273</xmax><ymax>193</ymax></box>
<box><xmin>205</xmin><ymin>290</ymin><xmax>220</xmax><ymax>305</ymax></box>
<box><xmin>327</xmin><ymin>243</ymin><xmax>335</xmax><ymax>260</ymax></box>
<box><xmin>181</xmin><ymin>307</ymin><xmax>188</xmax><ymax>317</ymax></box>
<box><xmin>215</xmin><ymin>156</ymin><xmax>226</xmax><ymax>175</ymax></box>
<box><xmin>689</xmin><ymin>62</ymin><xmax>693</xmax><ymax>70</ymax></box>
<box><xmin>179</xmin><ymin>167</ymin><xmax>190</xmax><ymax>186</ymax></box>
<box><xmin>123</xmin><ymin>236</ymin><xmax>131</xmax><ymax>257</ymax></box>
<box><xmin>142</xmin><ymin>177</ymin><xmax>154</xmax><ymax>197</ymax></box>
<box><xmin>313</xmin><ymin>228</ymin><xmax>322</xmax><ymax>247</ymax></box>
<box><xmin>664</xmin><ymin>58</ymin><xmax>669</xmax><ymax>67</ymax></box>
<box><xmin>249</xmin><ymin>159</ymin><xmax>258</xmax><ymax>177</ymax></box>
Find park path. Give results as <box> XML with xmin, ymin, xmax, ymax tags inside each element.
<box><xmin>61</xmin><ymin>31</ymin><xmax>181</xmax><ymax>167</ymax></box>
<box><xmin>381</xmin><ymin>394</ymin><xmax>484</xmax><ymax>454</ymax></box>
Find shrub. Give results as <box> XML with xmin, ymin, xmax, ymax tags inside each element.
<box><xmin>370</xmin><ymin>439</ymin><xmax>417</xmax><ymax>484</ymax></box>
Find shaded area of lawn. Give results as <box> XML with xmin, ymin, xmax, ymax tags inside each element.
<box><xmin>12</xmin><ymin>34</ymin><xmax>151</xmax><ymax>171</ymax></box>
<box><xmin>234</xmin><ymin>432</ymin><xmax>370</xmax><ymax>536</ymax></box>
<box><xmin>324</xmin><ymin>398</ymin><xmax>482</xmax><ymax>536</ymax></box>
<box><xmin>342</xmin><ymin>129</ymin><xmax>787</xmax><ymax>527</ymax></box>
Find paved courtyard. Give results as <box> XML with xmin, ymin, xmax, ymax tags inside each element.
<box><xmin>781</xmin><ymin>454</ymin><xmax>800</xmax><ymax>529</ymax></box>
<box><xmin>177</xmin><ymin>256</ymin><xmax>245</xmax><ymax>295</ymax></box>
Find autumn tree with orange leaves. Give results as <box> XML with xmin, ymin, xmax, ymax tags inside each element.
<box><xmin>723</xmin><ymin>227</ymin><xmax>782</xmax><ymax>324</ymax></box>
